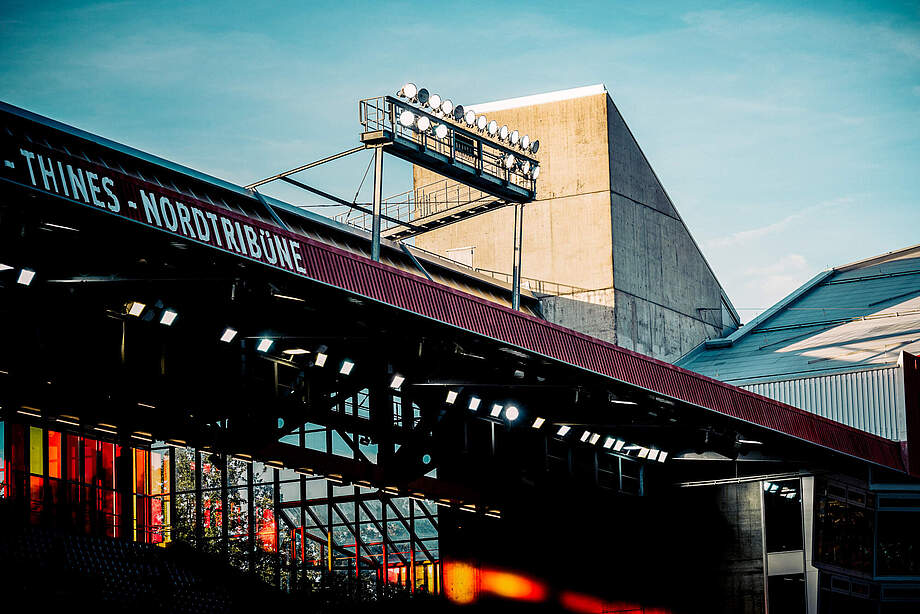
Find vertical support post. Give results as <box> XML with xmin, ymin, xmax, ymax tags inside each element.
<box><xmin>409</xmin><ymin>498</ymin><xmax>416</xmax><ymax>593</ymax></box>
<box><xmin>371</xmin><ymin>145</ymin><xmax>384</xmax><ymax>262</ymax></box>
<box><xmin>511</xmin><ymin>202</ymin><xmax>524</xmax><ymax>310</ymax></box>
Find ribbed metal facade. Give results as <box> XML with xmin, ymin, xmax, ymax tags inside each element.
<box><xmin>741</xmin><ymin>367</ymin><xmax>904</xmax><ymax>441</ymax></box>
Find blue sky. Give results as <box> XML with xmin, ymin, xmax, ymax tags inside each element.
<box><xmin>2</xmin><ymin>1</ymin><xmax>918</xmax><ymax>321</ymax></box>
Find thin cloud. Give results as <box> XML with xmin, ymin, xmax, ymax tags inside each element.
<box><xmin>704</xmin><ymin>197</ymin><xmax>854</xmax><ymax>249</ymax></box>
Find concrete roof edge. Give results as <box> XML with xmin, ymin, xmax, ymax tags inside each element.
<box><xmin>834</xmin><ymin>242</ymin><xmax>920</xmax><ymax>273</ymax></box>
<box><xmin>467</xmin><ymin>84</ymin><xmax>607</xmax><ymax>113</ymax></box>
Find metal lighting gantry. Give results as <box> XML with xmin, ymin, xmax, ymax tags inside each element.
<box><xmin>246</xmin><ymin>83</ymin><xmax>542</xmax><ymax>310</ymax></box>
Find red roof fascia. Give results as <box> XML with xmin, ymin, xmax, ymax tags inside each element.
<box><xmin>294</xmin><ymin>232</ymin><xmax>906</xmax><ymax>473</ymax></box>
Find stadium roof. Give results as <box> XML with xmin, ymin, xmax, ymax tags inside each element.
<box><xmin>677</xmin><ymin>244</ymin><xmax>920</xmax><ymax>386</ymax></box>
<box><xmin>0</xmin><ymin>100</ymin><xmax>907</xmax><ymax>474</ymax></box>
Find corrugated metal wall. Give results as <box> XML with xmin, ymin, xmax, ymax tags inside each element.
<box><xmin>741</xmin><ymin>367</ymin><xmax>904</xmax><ymax>441</ymax></box>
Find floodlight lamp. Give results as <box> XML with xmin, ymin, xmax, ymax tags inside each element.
<box><xmin>580</xmin><ymin>431</ymin><xmax>591</xmax><ymax>442</ymax></box>
<box><xmin>530</xmin><ymin>139</ymin><xmax>540</xmax><ymax>154</ymax></box>
<box><xmin>657</xmin><ymin>451</ymin><xmax>668</xmax><ymax>463</ymax></box>
<box><xmin>603</xmin><ymin>437</ymin><xmax>615</xmax><ymax>449</ymax></box>
<box><xmin>399</xmin><ymin>82</ymin><xmax>418</xmax><ymax>99</ymax></box>
<box><xmin>521</xmin><ymin>160</ymin><xmax>532</xmax><ymax>174</ymax></box>
<box><xmin>520</xmin><ymin>135</ymin><xmax>531</xmax><ymax>150</ymax></box>
<box><xmin>648</xmin><ymin>449</ymin><xmax>660</xmax><ymax>461</ymax></box>
<box><xmin>219</xmin><ymin>327</ymin><xmax>238</xmax><ymax>343</ymax></box>
<box><xmin>160</xmin><ymin>309</ymin><xmax>178</xmax><ymax>326</ymax></box>
<box><xmin>589</xmin><ymin>433</ymin><xmax>601</xmax><ymax>445</ymax></box>
<box><xmin>390</xmin><ymin>374</ymin><xmax>405</xmax><ymax>389</ymax></box>
<box><xmin>476</xmin><ymin>115</ymin><xmax>488</xmax><ymax>131</ymax></box>
<box><xmin>532</xmin><ymin>417</ymin><xmax>545</xmax><ymax>429</ymax></box>
<box><xmin>557</xmin><ymin>425</ymin><xmax>571</xmax><ymax>436</ymax></box>
<box><xmin>465</xmin><ymin>110</ymin><xmax>477</xmax><ymax>126</ymax></box>
<box><xmin>127</xmin><ymin>301</ymin><xmax>146</xmax><ymax>317</ymax></box>
<box><xmin>17</xmin><ymin>269</ymin><xmax>35</xmax><ymax>286</ymax></box>
<box><xmin>256</xmin><ymin>338</ymin><xmax>273</xmax><ymax>352</ymax></box>
<box><xmin>314</xmin><ymin>351</ymin><xmax>328</xmax><ymax>367</ymax></box>
<box><xmin>453</xmin><ymin>105</ymin><xmax>465</xmax><ymax>121</ymax></box>
<box><xmin>487</xmin><ymin>120</ymin><xmax>498</xmax><ymax>135</ymax></box>
<box><xmin>638</xmin><ymin>447</ymin><xmax>650</xmax><ymax>458</ymax></box>
<box><xmin>435</xmin><ymin>123</ymin><xmax>448</xmax><ymax>139</ymax></box>
<box><xmin>531</xmin><ymin>165</ymin><xmax>541</xmax><ymax>179</ymax></box>
<box><xmin>428</xmin><ymin>93</ymin><xmax>442</xmax><ymax>111</ymax></box>
<box><xmin>510</xmin><ymin>130</ymin><xmax>520</xmax><ymax>145</ymax></box>
<box><xmin>283</xmin><ymin>348</ymin><xmax>309</xmax><ymax>355</ymax></box>
<box><xmin>0</xmin><ymin>263</ymin><xmax>12</xmax><ymax>271</ymax></box>
<box><xmin>416</xmin><ymin>88</ymin><xmax>430</xmax><ymax>105</ymax></box>
<box><xmin>416</xmin><ymin>116</ymin><xmax>431</xmax><ymax>132</ymax></box>
<box><xmin>504</xmin><ymin>154</ymin><xmax>516</xmax><ymax>169</ymax></box>
<box><xmin>490</xmin><ymin>403</ymin><xmax>503</xmax><ymax>417</ymax></box>
<box><xmin>613</xmin><ymin>439</ymin><xmax>626</xmax><ymax>451</ymax></box>
<box><xmin>440</xmin><ymin>99</ymin><xmax>453</xmax><ymax>115</ymax></box>
<box><xmin>399</xmin><ymin>110</ymin><xmax>415</xmax><ymax>128</ymax></box>
<box><xmin>468</xmin><ymin>396</ymin><xmax>481</xmax><ymax>411</ymax></box>
<box><xmin>446</xmin><ymin>390</ymin><xmax>459</xmax><ymax>404</ymax></box>
<box><xmin>504</xmin><ymin>406</ymin><xmax>520</xmax><ymax>421</ymax></box>
<box><xmin>499</xmin><ymin>125</ymin><xmax>509</xmax><ymax>140</ymax></box>
<box><xmin>340</xmin><ymin>360</ymin><xmax>355</xmax><ymax>375</ymax></box>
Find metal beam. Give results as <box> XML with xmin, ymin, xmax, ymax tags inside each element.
<box><xmin>244</xmin><ymin>145</ymin><xmax>367</xmax><ymax>190</ymax></box>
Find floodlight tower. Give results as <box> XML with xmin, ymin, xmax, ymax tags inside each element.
<box><xmin>359</xmin><ymin>83</ymin><xmax>541</xmax><ymax>308</ymax></box>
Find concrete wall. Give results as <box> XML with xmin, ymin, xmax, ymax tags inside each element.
<box><xmin>413</xmin><ymin>87</ymin><xmax>732</xmax><ymax>363</ymax></box>
<box><xmin>414</xmin><ymin>92</ymin><xmax>614</xmax><ymax>292</ymax></box>
<box><xmin>716</xmin><ymin>482</ymin><xmax>767</xmax><ymax>614</ymax></box>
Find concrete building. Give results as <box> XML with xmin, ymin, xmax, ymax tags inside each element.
<box><xmin>414</xmin><ymin>85</ymin><xmax>739</xmax><ymax>362</ymax></box>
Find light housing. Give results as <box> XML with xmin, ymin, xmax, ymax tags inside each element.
<box><xmin>340</xmin><ymin>360</ymin><xmax>355</xmax><ymax>375</ymax></box>
<box><xmin>256</xmin><ymin>338</ymin><xmax>273</xmax><ymax>352</ymax></box>
<box><xmin>282</xmin><ymin>348</ymin><xmax>309</xmax><ymax>355</ymax></box>
<box><xmin>520</xmin><ymin>135</ymin><xmax>531</xmax><ymax>151</ymax></box>
<box><xmin>580</xmin><ymin>431</ymin><xmax>591</xmax><ymax>442</ymax></box>
<box><xmin>468</xmin><ymin>396</ymin><xmax>481</xmax><ymax>411</ymax></box>
<box><xmin>159</xmin><ymin>309</ymin><xmax>178</xmax><ymax>326</ymax></box>
<box><xmin>416</xmin><ymin>116</ymin><xmax>431</xmax><ymax>132</ymax></box>
<box><xmin>453</xmin><ymin>105</ymin><xmax>465</xmax><ymax>121</ymax></box>
<box><xmin>531</xmin><ymin>417</ymin><xmax>545</xmax><ymax>429</ymax></box>
<box><xmin>657</xmin><ymin>451</ymin><xmax>668</xmax><ymax>463</ymax></box>
<box><xmin>399</xmin><ymin>110</ymin><xmax>415</xmax><ymax>127</ymax></box>
<box><xmin>476</xmin><ymin>115</ymin><xmax>488</xmax><ymax>131</ymax></box>
<box><xmin>220</xmin><ymin>327</ymin><xmax>238</xmax><ymax>343</ymax></box>
<box><xmin>489</xmin><ymin>403</ymin><xmax>503</xmax><ymax>418</ymax></box>
<box><xmin>17</xmin><ymin>269</ymin><xmax>35</xmax><ymax>286</ymax></box>
<box><xmin>399</xmin><ymin>82</ymin><xmax>418</xmax><ymax>99</ymax></box>
<box><xmin>556</xmin><ymin>425</ymin><xmax>571</xmax><ymax>436</ymax></box>
<box><xmin>510</xmin><ymin>130</ymin><xmax>520</xmax><ymax>146</ymax></box>
<box><xmin>603</xmin><ymin>437</ymin><xmax>615</xmax><ymax>449</ymax></box>
<box><xmin>504</xmin><ymin>406</ymin><xmax>520</xmax><ymax>421</ymax></box>
<box><xmin>589</xmin><ymin>433</ymin><xmax>601</xmax><ymax>445</ymax></box>
<box><xmin>487</xmin><ymin>120</ymin><xmax>498</xmax><ymax>136</ymax></box>
<box><xmin>504</xmin><ymin>154</ymin><xmax>516</xmax><ymax>169</ymax></box>
<box><xmin>531</xmin><ymin>165</ymin><xmax>540</xmax><ymax>179</ymax></box>
<box><xmin>127</xmin><ymin>301</ymin><xmax>146</xmax><ymax>317</ymax></box>
<box><xmin>440</xmin><ymin>99</ymin><xmax>453</xmax><ymax>115</ymax></box>
<box><xmin>465</xmin><ymin>110</ymin><xmax>477</xmax><ymax>126</ymax></box>
<box><xmin>390</xmin><ymin>374</ymin><xmax>405</xmax><ymax>389</ymax></box>
<box><xmin>446</xmin><ymin>390</ymin><xmax>458</xmax><ymax>404</ymax></box>
<box><xmin>613</xmin><ymin>439</ymin><xmax>626</xmax><ymax>451</ymax></box>
<box><xmin>499</xmin><ymin>125</ymin><xmax>509</xmax><ymax>141</ymax></box>
<box><xmin>530</xmin><ymin>139</ymin><xmax>540</xmax><ymax>154</ymax></box>
<box><xmin>416</xmin><ymin>88</ymin><xmax>430</xmax><ymax>105</ymax></box>
<box><xmin>434</xmin><ymin>123</ymin><xmax>448</xmax><ymax>139</ymax></box>
<box><xmin>428</xmin><ymin>93</ymin><xmax>442</xmax><ymax>111</ymax></box>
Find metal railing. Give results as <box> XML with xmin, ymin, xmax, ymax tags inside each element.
<box><xmin>334</xmin><ymin>177</ymin><xmax>500</xmax><ymax>233</ymax></box>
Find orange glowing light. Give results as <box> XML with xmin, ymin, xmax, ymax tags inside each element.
<box><xmin>560</xmin><ymin>591</ymin><xmax>649</xmax><ymax>613</ymax></box>
<box><xmin>442</xmin><ymin>560</ymin><xmax>479</xmax><ymax>604</ymax></box>
<box><xmin>481</xmin><ymin>568</ymin><xmax>548</xmax><ymax>602</ymax></box>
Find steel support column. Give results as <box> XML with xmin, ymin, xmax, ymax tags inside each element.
<box><xmin>371</xmin><ymin>146</ymin><xmax>384</xmax><ymax>262</ymax></box>
<box><xmin>511</xmin><ymin>202</ymin><xmax>524</xmax><ymax>310</ymax></box>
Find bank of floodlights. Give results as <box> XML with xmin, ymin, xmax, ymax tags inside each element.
<box><xmin>396</xmin><ymin>82</ymin><xmax>541</xmax><ymax>179</ymax></box>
